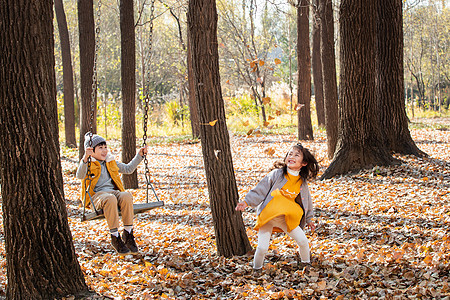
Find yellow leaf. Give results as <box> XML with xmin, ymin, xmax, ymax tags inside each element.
<box><xmin>259</xmin><ymin>60</ymin><xmax>265</xmax><ymax>66</ymax></box>
<box><xmin>423</xmin><ymin>255</ymin><xmax>433</xmax><ymax>265</ymax></box>
<box><xmin>209</xmin><ymin>120</ymin><xmax>218</xmax><ymax>126</ymax></box>
<box><xmin>247</xmin><ymin>129</ymin><xmax>254</xmax><ymax>136</ymax></box>
<box><xmin>264</xmin><ymin>121</ymin><xmax>270</xmax><ymax>127</ymax></box>
<box><xmin>274</xmin><ymin>58</ymin><xmax>281</xmax><ymax>65</ymax></box>
<box><xmin>226</xmin><ymin>79</ymin><xmax>230</xmax><ymax>84</ymax></box>
<box><xmin>336</xmin><ymin>296</ymin><xmax>345</xmax><ymax>300</ymax></box>
<box><xmin>275</xmin><ymin>110</ymin><xmax>281</xmax><ymax>116</ymax></box>
<box><xmin>268</xmin><ymin>115</ymin><xmax>275</xmax><ymax>120</ymax></box>
<box><xmin>242</xmin><ymin>121</ymin><xmax>249</xmax><ymax>126</ymax></box>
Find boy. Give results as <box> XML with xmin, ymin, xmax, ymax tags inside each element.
<box><xmin>76</xmin><ymin>132</ymin><xmax>147</xmax><ymax>255</ymax></box>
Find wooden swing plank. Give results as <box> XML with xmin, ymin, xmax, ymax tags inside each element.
<box><xmin>81</xmin><ymin>201</ymin><xmax>164</xmax><ymax>222</ymax></box>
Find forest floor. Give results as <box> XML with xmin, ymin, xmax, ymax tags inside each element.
<box><xmin>0</xmin><ymin>117</ymin><xmax>449</xmax><ymax>299</ymax></box>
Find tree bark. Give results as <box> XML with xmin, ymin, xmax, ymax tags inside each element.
<box><xmin>297</xmin><ymin>0</ymin><xmax>314</xmax><ymax>140</ymax></box>
<box><xmin>319</xmin><ymin>0</ymin><xmax>339</xmax><ymax>159</ymax></box>
<box><xmin>187</xmin><ymin>0</ymin><xmax>252</xmax><ymax>257</ymax></box>
<box><xmin>120</xmin><ymin>0</ymin><xmax>139</xmax><ymax>188</ymax></box>
<box><xmin>55</xmin><ymin>0</ymin><xmax>77</xmax><ymax>148</ymax></box>
<box><xmin>0</xmin><ymin>1</ymin><xmax>90</xmax><ymax>298</ymax></box>
<box><xmin>78</xmin><ymin>0</ymin><xmax>97</xmax><ymax>160</ymax></box>
<box><xmin>376</xmin><ymin>0</ymin><xmax>425</xmax><ymax>157</ymax></box>
<box><xmin>312</xmin><ymin>0</ymin><xmax>325</xmax><ymax>127</ymax></box>
<box><xmin>321</xmin><ymin>0</ymin><xmax>397</xmax><ymax>179</ymax></box>
<box><xmin>187</xmin><ymin>34</ymin><xmax>201</xmax><ymax>139</ymax></box>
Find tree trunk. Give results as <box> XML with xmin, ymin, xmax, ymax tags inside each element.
<box><xmin>0</xmin><ymin>1</ymin><xmax>90</xmax><ymax>298</ymax></box>
<box><xmin>376</xmin><ymin>0</ymin><xmax>425</xmax><ymax>157</ymax></box>
<box><xmin>78</xmin><ymin>0</ymin><xmax>97</xmax><ymax>160</ymax></box>
<box><xmin>120</xmin><ymin>0</ymin><xmax>139</xmax><ymax>188</ymax></box>
<box><xmin>55</xmin><ymin>0</ymin><xmax>77</xmax><ymax>148</ymax></box>
<box><xmin>187</xmin><ymin>34</ymin><xmax>201</xmax><ymax>139</ymax></box>
<box><xmin>297</xmin><ymin>0</ymin><xmax>314</xmax><ymax>140</ymax></box>
<box><xmin>320</xmin><ymin>0</ymin><xmax>339</xmax><ymax>159</ymax></box>
<box><xmin>187</xmin><ymin>0</ymin><xmax>252</xmax><ymax>257</ymax></box>
<box><xmin>321</xmin><ymin>0</ymin><xmax>397</xmax><ymax>180</ymax></box>
<box><xmin>312</xmin><ymin>0</ymin><xmax>325</xmax><ymax>127</ymax></box>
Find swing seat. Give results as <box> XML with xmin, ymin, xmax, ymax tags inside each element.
<box><xmin>81</xmin><ymin>201</ymin><xmax>164</xmax><ymax>222</ymax></box>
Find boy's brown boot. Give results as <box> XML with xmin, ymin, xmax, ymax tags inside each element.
<box><xmin>111</xmin><ymin>234</ymin><xmax>130</xmax><ymax>255</ymax></box>
<box><xmin>122</xmin><ymin>229</ymin><xmax>139</xmax><ymax>254</ymax></box>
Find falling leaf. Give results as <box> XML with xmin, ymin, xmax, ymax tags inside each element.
<box><xmin>226</xmin><ymin>80</ymin><xmax>231</xmax><ymax>84</ymax></box>
<box><xmin>268</xmin><ymin>116</ymin><xmax>275</xmax><ymax>121</ymax></box>
<box><xmin>242</xmin><ymin>121</ymin><xmax>249</xmax><ymax>126</ymax></box>
<box><xmin>262</xmin><ymin>97</ymin><xmax>271</xmax><ymax>105</ymax></box>
<box><xmin>209</xmin><ymin>120</ymin><xmax>218</xmax><ymax>126</ymax></box>
<box><xmin>274</xmin><ymin>58</ymin><xmax>281</xmax><ymax>65</ymax></box>
<box><xmin>219</xmin><ymin>42</ymin><xmax>225</xmax><ymax>48</ymax></box>
<box><xmin>264</xmin><ymin>121</ymin><xmax>270</xmax><ymax>127</ymax></box>
<box><xmin>259</xmin><ymin>60</ymin><xmax>265</xmax><ymax>66</ymax></box>
<box><xmin>264</xmin><ymin>148</ymin><xmax>275</xmax><ymax>156</ymax></box>
<box><xmin>214</xmin><ymin>150</ymin><xmax>221</xmax><ymax>159</ymax></box>
<box><xmin>294</xmin><ymin>103</ymin><xmax>305</xmax><ymax>111</ymax></box>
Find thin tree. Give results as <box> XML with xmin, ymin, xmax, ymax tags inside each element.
<box><xmin>297</xmin><ymin>0</ymin><xmax>314</xmax><ymax>140</ymax></box>
<box><xmin>187</xmin><ymin>0</ymin><xmax>252</xmax><ymax>257</ymax></box>
<box><xmin>78</xmin><ymin>0</ymin><xmax>97</xmax><ymax>160</ymax></box>
<box><xmin>376</xmin><ymin>0</ymin><xmax>425</xmax><ymax>157</ymax></box>
<box><xmin>319</xmin><ymin>0</ymin><xmax>338</xmax><ymax>159</ymax></box>
<box><xmin>312</xmin><ymin>0</ymin><xmax>325</xmax><ymax>127</ymax></box>
<box><xmin>121</xmin><ymin>0</ymin><xmax>139</xmax><ymax>188</ymax></box>
<box><xmin>321</xmin><ymin>0</ymin><xmax>397</xmax><ymax>179</ymax></box>
<box><xmin>55</xmin><ymin>0</ymin><xmax>77</xmax><ymax>148</ymax></box>
<box><xmin>187</xmin><ymin>34</ymin><xmax>201</xmax><ymax>138</ymax></box>
<box><xmin>0</xmin><ymin>0</ymin><xmax>91</xmax><ymax>298</ymax></box>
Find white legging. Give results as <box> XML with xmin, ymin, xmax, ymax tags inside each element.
<box><xmin>253</xmin><ymin>215</ymin><xmax>310</xmax><ymax>269</ymax></box>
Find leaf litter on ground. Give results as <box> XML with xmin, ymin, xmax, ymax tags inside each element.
<box><xmin>0</xmin><ymin>118</ymin><xmax>449</xmax><ymax>299</ymax></box>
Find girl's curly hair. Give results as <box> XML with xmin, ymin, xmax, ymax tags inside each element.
<box><xmin>273</xmin><ymin>143</ymin><xmax>319</xmax><ymax>181</ymax></box>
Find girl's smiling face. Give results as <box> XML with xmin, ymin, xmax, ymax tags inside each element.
<box><xmin>285</xmin><ymin>147</ymin><xmax>307</xmax><ymax>171</ymax></box>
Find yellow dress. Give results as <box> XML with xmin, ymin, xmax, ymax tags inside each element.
<box><xmin>254</xmin><ymin>173</ymin><xmax>303</xmax><ymax>233</ymax></box>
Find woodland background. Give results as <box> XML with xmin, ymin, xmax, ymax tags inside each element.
<box><xmin>0</xmin><ymin>0</ymin><xmax>449</xmax><ymax>299</ymax></box>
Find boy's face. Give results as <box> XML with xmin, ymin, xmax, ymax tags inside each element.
<box><xmin>92</xmin><ymin>144</ymin><xmax>108</xmax><ymax>161</ymax></box>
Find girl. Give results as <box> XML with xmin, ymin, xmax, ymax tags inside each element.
<box><xmin>236</xmin><ymin>143</ymin><xmax>319</xmax><ymax>270</ymax></box>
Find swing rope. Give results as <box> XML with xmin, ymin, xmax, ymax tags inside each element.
<box><xmin>82</xmin><ymin>0</ymin><xmax>102</xmax><ymax>218</ymax></box>
<box><xmin>142</xmin><ymin>0</ymin><xmax>160</xmax><ymax>204</ymax></box>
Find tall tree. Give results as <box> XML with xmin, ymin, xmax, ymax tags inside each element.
<box><xmin>376</xmin><ymin>0</ymin><xmax>425</xmax><ymax>156</ymax></box>
<box><xmin>297</xmin><ymin>0</ymin><xmax>314</xmax><ymax>140</ymax></box>
<box><xmin>55</xmin><ymin>0</ymin><xmax>77</xmax><ymax>148</ymax></box>
<box><xmin>312</xmin><ymin>0</ymin><xmax>325</xmax><ymax>127</ymax></box>
<box><xmin>0</xmin><ymin>0</ymin><xmax>90</xmax><ymax>298</ymax></box>
<box><xmin>78</xmin><ymin>0</ymin><xmax>97</xmax><ymax>160</ymax></box>
<box><xmin>321</xmin><ymin>0</ymin><xmax>397</xmax><ymax>179</ymax></box>
<box><xmin>187</xmin><ymin>0</ymin><xmax>252</xmax><ymax>257</ymax></box>
<box><xmin>319</xmin><ymin>0</ymin><xmax>339</xmax><ymax>159</ymax></box>
<box><xmin>120</xmin><ymin>0</ymin><xmax>139</xmax><ymax>188</ymax></box>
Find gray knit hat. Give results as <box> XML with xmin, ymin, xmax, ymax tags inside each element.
<box><xmin>84</xmin><ymin>132</ymin><xmax>106</xmax><ymax>150</ymax></box>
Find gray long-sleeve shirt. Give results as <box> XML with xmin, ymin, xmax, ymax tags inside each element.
<box><xmin>244</xmin><ymin>168</ymin><xmax>314</xmax><ymax>229</ymax></box>
<box><xmin>76</xmin><ymin>153</ymin><xmax>143</xmax><ymax>192</ymax></box>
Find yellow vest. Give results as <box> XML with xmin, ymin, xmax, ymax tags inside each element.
<box><xmin>81</xmin><ymin>160</ymin><xmax>125</xmax><ymax>208</ymax></box>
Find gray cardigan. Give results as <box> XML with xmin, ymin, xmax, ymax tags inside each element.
<box><xmin>244</xmin><ymin>168</ymin><xmax>314</xmax><ymax>229</ymax></box>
